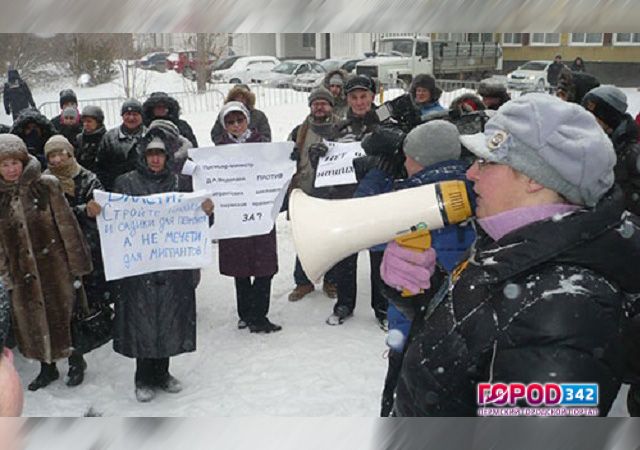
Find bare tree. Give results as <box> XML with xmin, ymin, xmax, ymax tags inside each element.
<box><xmin>109</xmin><ymin>34</ymin><xmax>152</xmax><ymax>98</ymax></box>
<box><xmin>0</xmin><ymin>34</ymin><xmax>56</xmax><ymax>80</ymax></box>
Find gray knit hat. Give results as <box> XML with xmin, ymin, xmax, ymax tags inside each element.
<box><xmin>404</xmin><ymin>120</ymin><xmax>461</xmax><ymax>168</ymax></box>
<box><xmin>460</xmin><ymin>93</ymin><xmax>615</xmax><ymax>207</ymax></box>
<box><xmin>0</xmin><ymin>134</ymin><xmax>29</xmax><ymax>164</ymax></box>
<box><xmin>308</xmin><ymin>87</ymin><xmax>334</xmax><ymax>107</ymax></box>
<box><xmin>583</xmin><ymin>85</ymin><xmax>628</xmax><ymax>115</ymax></box>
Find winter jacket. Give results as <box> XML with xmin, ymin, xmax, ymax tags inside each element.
<box><xmin>547</xmin><ymin>61</ymin><xmax>566</xmax><ymax>86</ymax></box>
<box><xmin>94</xmin><ymin>124</ymin><xmax>146</xmax><ymax>191</ymax></box>
<box><xmin>323</xmin><ymin>69</ymin><xmax>349</xmax><ymax>118</ymax></box>
<box><xmin>211</xmin><ymin>108</ymin><xmax>271</xmax><ymax>145</ymax></box>
<box><xmin>393</xmin><ymin>187</ymin><xmax>640</xmax><ymax>416</ymax></box>
<box><xmin>0</xmin><ymin>156</ymin><xmax>93</xmax><ymax>362</ymax></box>
<box><xmin>290</xmin><ymin>113</ymin><xmax>342</xmax><ymax>195</ymax></box>
<box><xmin>43</xmin><ymin>165</ymin><xmax>108</xmax><ymax>308</ymax></box>
<box><xmin>3</xmin><ymin>72</ymin><xmax>35</xmax><ymax>120</ymax></box>
<box><xmin>610</xmin><ymin>114</ymin><xmax>640</xmax><ymax>216</ymax></box>
<box><xmin>141</xmin><ymin>93</ymin><xmax>198</xmax><ymax>148</ymax></box>
<box><xmin>216</xmin><ymin>130</ymin><xmax>278</xmax><ymax>278</ymax></box>
<box><xmin>570</xmin><ymin>59</ymin><xmax>586</xmax><ymax>72</ymax></box>
<box><xmin>75</xmin><ymin>125</ymin><xmax>106</xmax><ymax>173</ymax></box>
<box><xmin>10</xmin><ymin>109</ymin><xmax>57</xmax><ymax>169</ymax></box>
<box><xmin>356</xmin><ymin>161</ymin><xmax>476</xmax><ymax>349</ymax></box>
<box><xmin>111</xmin><ymin>152</ymin><xmax>197</xmax><ymax>359</ymax></box>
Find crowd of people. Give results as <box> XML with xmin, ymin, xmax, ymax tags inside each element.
<box><xmin>1</xmin><ymin>60</ymin><xmax>640</xmax><ymax>417</ymax></box>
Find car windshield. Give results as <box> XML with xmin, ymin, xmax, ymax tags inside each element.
<box><xmin>272</xmin><ymin>62</ymin><xmax>299</xmax><ymax>74</ymax></box>
<box><xmin>321</xmin><ymin>60</ymin><xmax>341</xmax><ymax>71</ymax></box>
<box><xmin>215</xmin><ymin>56</ymin><xmax>242</xmax><ymax>70</ymax></box>
<box><xmin>378</xmin><ymin>39</ymin><xmax>413</xmax><ymax>56</ymax></box>
<box><xmin>519</xmin><ymin>62</ymin><xmax>548</xmax><ymax>71</ymax></box>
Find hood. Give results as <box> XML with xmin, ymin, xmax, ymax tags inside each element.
<box><xmin>7</xmin><ymin>70</ymin><xmax>20</xmax><ymax>82</ymax></box>
<box><xmin>142</xmin><ymin>92</ymin><xmax>181</xmax><ymax>126</ymax></box>
<box><xmin>10</xmin><ymin>109</ymin><xmax>57</xmax><ymax>142</ymax></box>
<box><xmin>136</xmin><ymin>130</ymin><xmax>175</xmax><ymax>179</ymax></box>
<box><xmin>472</xmin><ymin>186</ymin><xmax>640</xmax><ymax>294</ymax></box>
<box><xmin>322</xmin><ymin>69</ymin><xmax>349</xmax><ymax>89</ymax></box>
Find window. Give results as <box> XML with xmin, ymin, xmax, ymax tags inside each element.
<box><xmin>614</xmin><ymin>33</ymin><xmax>640</xmax><ymax>45</ymax></box>
<box><xmin>302</xmin><ymin>33</ymin><xmax>316</xmax><ymax>49</ymax></box>
<box><xmin>530</xmin><ymin>33</ymin><xmax>560</xmax><ymax>46</ymax></box>
<box><xmin>415</xmin><ymin>41</ymin><xmax>428</xmax><ymax>57</ymax></box>
<box><xmin>467</xmin><ymin>33</ymin><xmax>494</xmax><ymax>43</ymax></box>
<box><xmin>570</xmin><ymin>33</ymin><xmax>603</xmax><ymax>45</ymax></box>
<box><xmin>502</xmin><ymin>33</ymin><xmax>523</xmax><ymax>46</ymax></box>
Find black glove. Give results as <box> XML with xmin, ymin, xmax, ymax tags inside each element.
<box><xmin>308</xmin><ymin>142</ymin><xmax>329</xmax><ymax>169</ymax></box>
<box><xmin>290</xmin><ymin>147</ymin><xmax>300</xmax><ymax>162</ymax></box>
<box><xmin>377</xmin><ymin>151</ymin><xmax>407</xmax><ymax>179</ymax></box>
<box><xmin>352</xmin><ymin>155</ymin><xmax>381</xmax><ymax>181</ymax></box>
<box><xmin>361</xmin><ymin>126</ymin><xmax>406</xmax><ymax>157</ymax></box>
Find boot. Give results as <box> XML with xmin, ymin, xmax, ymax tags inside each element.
<box><xmin>159</xmin><ymin>374</ymin><xmax>183</xmax><ymax>393</ymax></box>
<box><xmin>322</xmin><ymin>281</ymin><xmax>338</xmax><ymax>299</ymax></box>
<box><xmin>135</xmin><ymin>385</ymin><xmax>156</xmax><ymax>402</ymax></box>
<box><xmin>66</xmin><ymin>354</ymin><xmax>87</xmax><ymax>387</ymax></box>
<box><xmin>288</xmin><ymin>283</ymin><xmax>314</xmax><ymax>302</ymax></box>
<box><xmin>249</xmin><ymin>318</ymin><xmax>282</xmax><ymax>333</ymax></box>
<box><xmin>28</xmin><ymin>362</ymin><xmax>59</xmax><ymax>391</ymax></box>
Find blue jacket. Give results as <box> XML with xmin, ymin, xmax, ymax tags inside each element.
<box><xmin>417</xmin><ymin>101</ymin><xmax>444</xmax><ymax>119</ymax></box>
<box><xmin>354</xmin><ymin>161</ymin><xmax>476</xmax><ymax>350</ymax></box>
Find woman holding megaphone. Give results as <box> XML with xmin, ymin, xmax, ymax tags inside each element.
<box><xmin>383</xmin><ymin>94</ymin><xmax>639</xmax><ymax>417</ymax></box>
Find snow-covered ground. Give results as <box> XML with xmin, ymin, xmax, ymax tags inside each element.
<box><xmin>6</xmin><ymin>68</ymin><xmax>640</xmax><ymax>417</ymax></box>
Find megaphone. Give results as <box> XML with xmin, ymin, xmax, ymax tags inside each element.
<box><xmin>289</xmin><ymin>180</ymin><xmax>473</xmax><ymax>282</ymax></box>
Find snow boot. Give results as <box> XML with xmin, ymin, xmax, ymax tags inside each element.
<box><xmin>322</xmin><ymin>281</ymin><xmax>338</xmax><ymax>299</ymax></box>
<box><xmin>28</xmin><ymin>362</ymin><xmax>59</xmax><ymax>391</ymax></box>
<box><xmin>377</xmin><ymin>317</ymin><xmax>389</xmax><ymax>332</ymax></box>
<box><xmin>66</xmin><ymin>354</ymin><xmax>88</xmax><ymax>387</ymax></box>
<box><xmin>288</xmin><ymin>283</ymin><xmax>314</xmax><ymax>302</ymax></box>
<box><xmin>249</xmin><ymin>319</ymin><xmax>282</xmax><ymax>333</ymax></box>
<box><xmin>628</xmin><ymin>384</ymin><xmax>640</xmax><ymax>417</ymax></box>
<box><xmin>237</xmin><ymin>319</ymin><xmax>248</xmax><ymax>330</ymax></box>
<box><xmin>159</xmin><ymin>375</ymin><xmax>183</xmax><ymax>394</ymax></box>
<box><xmin>135</xmin><ymin>385</ymin><xmax>156</xmax><ymax>403</ymax></box>
<box><xmin>326</xmin><ymin>305</ymin><xmax>353</xmax><ymax>326</ymax></box>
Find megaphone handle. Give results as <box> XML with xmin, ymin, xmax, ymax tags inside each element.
<box><xmin>394</xmin><ymin>229</ymin><xmax>432</xmax><ymax>298</ymax></box>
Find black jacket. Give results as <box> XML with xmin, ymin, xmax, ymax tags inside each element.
<box><xmin>111</xmin><ymin>158</ymin><xmax>197</xmax><ymax>358</ymax></box>
<box><xmin>393</xmin><ymin>188</ymin><xmax>640</xmax><ymax>416</ymax></box>
<box><xmin>10</xmin><ymin>108</ymin><xmax>57</xmax><ymax>168</ymax></box>
<box><xmin>3</xmin><ymin>75</ymin><xmax>35</xmax><ymax>119</ymax></box>
<box><xmin>94</xmin><ymin>124</ymin><xmax>145</xmax><ymax>191</ymax></box>
<box><xmin>76</xmin><ymin>126</ymin><xmax>106</xmax><ymax>173</ymax></box>
<box><xmin>211</xmin><ymin>108</ymin><xmax>271</xmax><ymax>145</ymax></box>
<box><xmin>141</xmin><ymin>93</ymin><xmax>198</xmax><ymax>148</ymax></box>
<box><xmin>611</xmin><ymin>115</ymin><xmax>640</xmax><ymax>216</ymax></box>
<box><xmin>547</xmin><ymin>61</ymin><xmax>566</xmax><ymax>86</ymax></box>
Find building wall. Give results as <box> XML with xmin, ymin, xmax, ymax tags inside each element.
<box><xmin>329</xmin><ymin>33</ymin><xmax>374</xmax><ymax>58</ymax></box>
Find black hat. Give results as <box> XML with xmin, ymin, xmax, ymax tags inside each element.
<box><xmin>344</xmin><ymin>75</ymin><xmax>376</xmax><ymax>94</ymax></box>
<box><xmin>59</xmin><ymin>89</ymin><xmax>78</xmax><ymax>109</ymax></box>
<box><xmin>121</xmin><ymin>99</ymin><xmax>143</xmax><ymax>116</ymax></box>
<box><xmin>308</xmin><ymin>87</ymin><xmax>334</xmax><ymax>107</ymax></box>
<box><xmin>0</xmin><ymin>282</ymin><xmax>10</xmax><ymax>354</ymax></box>
<box><xmin>81</xmin><ymin>105</ymin><xmax>105</xmax><ymax>125</ymax></box>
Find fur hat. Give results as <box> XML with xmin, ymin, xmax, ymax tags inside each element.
<box><xmin>225</xmin><ymin>86</ymin><xmax>256</xmax><ymax>110</ymax></box>
<box><xmin>404</xmin><ymin>120</ymin><xmax>461</xmax><ymax>167</ymax></box>
<box><xmin>556</xmin><ymin>69</ymin><xmax>600</xmax><ymax>104</ymax></box>
<box><xmin>0</xmin><ymin>134</ymin><xmax>29</xmax><ymax>164</ymax></box>
<box><xmin>410</xmin><ymin>74</ymin><xmax>442</xmax><ymax>103</ymax></box>
<box><xmin>308</xmin><ymin>87</ymin><xmax>334</xmax><ymax>107</ymax></box>
<box><xmin>44</xmin><ymin>134</ymin><xmax>75</xmax><ymax>158</ymax></box>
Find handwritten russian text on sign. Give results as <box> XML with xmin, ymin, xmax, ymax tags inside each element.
<box><xmin>95</xmin><ymin>190</ymin><xmax>213</xmax><ymax>281</ymax></box>
<box><xmin>314</xmin><ymin>141</ymin><xmax>365</xmax><ymax>188</ymax></box>
<box><xmin>188</xmin><ymin>142</ymin><xmax>295</xmax><ymax>239</ymax></box>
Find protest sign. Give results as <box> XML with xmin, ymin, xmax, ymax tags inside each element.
<box><xmin>94</xmin><ymin>190</ymin><xmax>213</xmax><ymax>281</ymax></box>
<box><xmin>189</xmin><ymin>142</ymin><xmax>295</xmax><ymax>239</ymax></box>
<box><xmin>314</xmin><ymin>141</ymin><xmax>365</xmax><ymax>188</ymax></box>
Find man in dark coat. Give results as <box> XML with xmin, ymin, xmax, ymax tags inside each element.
<box><xmin>141</xmin><ymin>92</ymin><xmax>198</xmax><ymax>148</ymax></box>
<box><xmin>3</xmin><ymin>69</ymin><xmax>35</xmax><ymax>120</ymax></box>
<box><xmin>75</xmin><ymin>105</ymin><xmax>106</xmax><ymax>173</ymax></box>
<box><xmin>546</xmin><ymin>54</ymin><xmax>566</xmax><ymax>90</ymax></box>
<box><xmin>582</xmin><ymin>86</ymin><xmax>640</xmax><ymax>216</ymax></box>
<box><xmin>94</xmin><ymin>99</ymin><xmax>146</xmax><ymax>190</ymax></box>
<box><xmin>210</xmin><ymin>84</ymin><xmax>271</xmax><ymax>144</ymax></box>
<box><xmin>10</xmin><ymin>108</ymin><xmax>57</xmax><ymax>169</ymax></box>
<box><xmin>99</xmin><ymin>131</ymin><xmax>212</xmax><ymax>402</ymax></box>
<box><xmin>382</xmin><ymin>94</ymin><xmax>639</xmax><ymax>417</ymax></box>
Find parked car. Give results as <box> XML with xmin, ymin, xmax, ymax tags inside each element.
<box><xmin>507</xmin><ymin>60</ymin><xmax>552</xmax><ymax>91</ymax></box>
<box><xmin>252</xmin><ymin>60</ymin><xmax>325</xmax><ymax>89</ymax></box>
<box><xmin>136</xmin><ymin>52</ymin><xmax>170</xmax><ymax>71</ymax></box>
<box><xmin>209</xmin><ymin>55</ymin><xmax>280</xmax><ymax>84</ymax></box>
<box><xmin>292</xmin><ymin>57</ymin><xmax>363</xmax><ymax>92</ymax></box>
<box><xmin>165</xmin><ymin>52</ymin><xmax>180</xmax><ymax>71</ymax></box>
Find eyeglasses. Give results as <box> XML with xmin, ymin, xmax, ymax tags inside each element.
<box><xmin>225</xmin><ymin>117</ymin><xmax>247</xmax><ymax>126</ymax></box>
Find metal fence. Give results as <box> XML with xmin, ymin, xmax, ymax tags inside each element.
<box><xmin>37</xmin><ymin>79</ymin><xmax>521</xmax><ymax>127</ymax></box>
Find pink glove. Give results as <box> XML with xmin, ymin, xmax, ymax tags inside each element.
<box><xmin>380</xmin><ymin>241</ymin><xmax>437</xmax><ymax>295</ymax></box>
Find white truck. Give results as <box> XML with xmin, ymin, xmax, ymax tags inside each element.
<box><xmin>355</xmin><ymin>35</ymin><xmax>502</xmax><ymax>88</ymax></box>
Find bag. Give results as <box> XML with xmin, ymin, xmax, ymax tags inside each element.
<box><xmin>71</xmin><ymin>286</ymin><xmax>113</xmax><ymax>354</ymax></box>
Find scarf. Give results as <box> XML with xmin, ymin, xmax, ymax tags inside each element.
<box><xmin>47</xmin><ymin>157</ymin><xmax>81</xmax><ymax>197</ymax></box>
